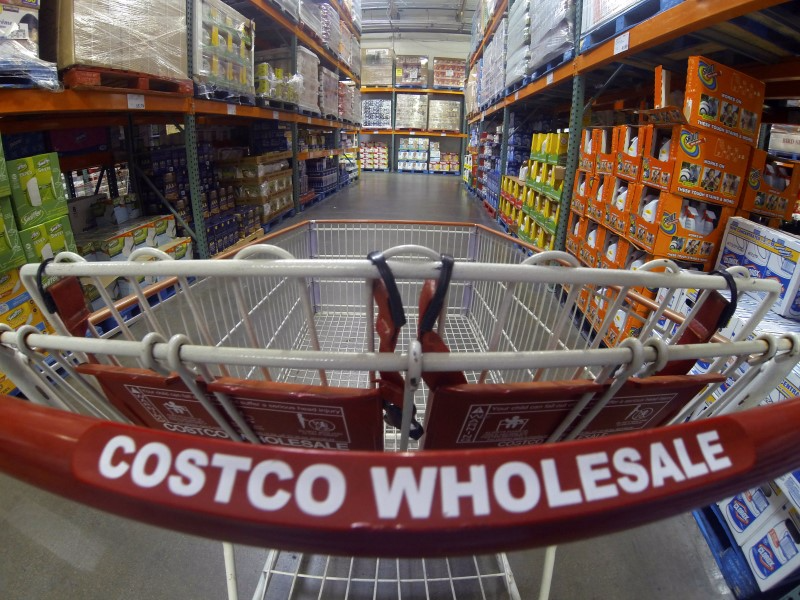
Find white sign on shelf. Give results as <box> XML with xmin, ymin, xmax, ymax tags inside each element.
<box><xmin>614</xmin><ymin>32</ymin><xmax>630</xmax><ymax>55</ymax></box>
<box><xmin>441</xmin><ymin>133</ymin><xmax>447</xmax><ymax>137</ymax></box>
<box><xmin>307</xmin><ymin>117</ymin><xmax>312</xmax><ymax>124</ymax></box>
<box><xmin>127</xmin><ymin>94</ymin><xmax>145</xmax><ymax>110</ymax></box>
<box><xmin>373</xmin><ymin>130</ymin><xmax>380</xmax><ymax>134</ymax></box>
<box><xmin>546</xmin><ymin>72</ymin><xmax>554</xmax><ymax>85</ymax></box>
<box><xmin>272</xmin><ymin>111</ymin><xmax>279</xmax><ymax>119</ymax></box>
<box><xmin>410</xmin><ymin>131</ymin><xmax>416</xmax><ymax>135</ymax></box>
<box><xmin>514</xmin><ymin>91</ymin><xmax>519</xmax><ymax>101</ymax></box>
<box><xmin>227</xmin><ymin>104</ymin><xmax>237</xmax><ymax>115</ymax></box>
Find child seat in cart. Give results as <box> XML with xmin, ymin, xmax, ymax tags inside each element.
<box><xmin>1</xmin><ymin>220</ymin><xmax>800</xmax><ymax>600</ymax></box>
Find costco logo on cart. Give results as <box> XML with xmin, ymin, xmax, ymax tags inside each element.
<box><xmin>76</xmin><ymin>424</ymin><xmax>743</xmax><ymax>523</ymax></box>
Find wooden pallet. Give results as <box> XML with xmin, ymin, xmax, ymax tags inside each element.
<box><xmin>62</xmin><ymin>65</ymin><xmax>193</xmax><ymax>95</ymax></box>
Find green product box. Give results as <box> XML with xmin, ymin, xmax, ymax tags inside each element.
<box><xmin>18</xmin><ymin>215</ymin><xmax>77</xmax><ymax>264</ymax></box>
<box><xmin>0</xmin><ymin>136</ymin><xmax>10</xmax><ymax>198</ymax></box>
<box><xmin>7</xmin><ymin>153</ymin><xmax>68</xmax><ymax>230</ymax></box>
<box><xmin>0</xmin><ymin>196</ymin><xmax>27</xmax><ymax>271</ymax></box>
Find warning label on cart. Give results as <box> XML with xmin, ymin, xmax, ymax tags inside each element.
<box><xmin>456</xmin><ymin>401</ymin><xmax>575</xmax><ymax>445</ymax></box>
<box><xmin>124</xmin><ymin>384</ymin><xmax>232</xmax><ymax>438</ymax></box>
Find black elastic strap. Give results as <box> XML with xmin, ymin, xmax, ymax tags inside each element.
<box><xmin>419</xmin><ymin>254</ymin><xmax>455</xmax><ymax>335</ymax></box>
<box><xmin>36</xmin><ymin>258</ymin><xmax>57</xmax><ymax>313</ymax></box>
<box><xmin>711</xmin><ymin>270</ymin><xmax>738</xmax><ymax>331</ymax></box>
<box><xmin>368</xmin><ymin>251</ymin><xmax>406</xmax><ymax>329</ymax></box>
<box><xmin>383</xmin><ymin>400</ymin><xmax>424</xmax><ymax>440</ymax></box>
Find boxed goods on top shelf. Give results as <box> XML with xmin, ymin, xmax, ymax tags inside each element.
<box><xmin>361</xmin><ymin>142</ymin><xmax>389</xmax><ymax>171</ymax></box>
<box><xmin>0</xmin><ymin>0</ymin><xmax>39</xmax><ymax>58</ymax></box>
<box><xmin>318</xmin><ymin>2</ymin><xmax>341</xmax><ymax>55</ymax></box>
<box><xmin>433</xmin><ymin>58</ymin><xmax>466</xmax><ymax>89</ymax></box>
<box><xmin>338</xmin><ymin>82</ymin><xmax>357</xmax><ymax>123</ymax></box>
<box><xmin>362</xmin><ymin>98</ymin><xmax>392</xmax><ymax>129</ymax></box>
<box><xmin>395</xmin><ymin>55</ymin><xmax>428</xmax><ymax>87</ymax></box>
<box><xmin>299</xmin><ymin>0</ymin><xmax>322</xmax><ymax>39</ymax></box>
<box><xmin>480</xmin><ymin>17</ymin><xmax>506</xmax><ymax>105</ymax></box>
<box><xmin>465</xmin><ymin>67</ymin><xmax>478</xmax><ymax>115</ymax></box>
<box><xmin>506</xmin><ymin>0</ymin><xmax>531</xmax><ymax>88</ymax></box>
<box><xmin>319</xmin><ymin>66</ymin><xmax>338</xmax><ymax>118</ymax></box>
<box><xmin>256</xmin><ymin>46</ymin><xmax>320</xmax><ymax>113</ymax></box>
<box><xmin>351</xmin><ymin>38</ymin><xmax>361</xmax><ymax>77</ymax></box>
<box><xmin>529</xmin><ymin>0</ymin><xmax>574</xmax><ymax>74</ymax></box>
<box><xmin>271</xmin><ymin>0</ymin><xmax>299</xmax><ymax>20</ymax></box>
<box><xmin>362</xmin><ymin>48</ymin><xmax>393</xmax><ymax>86</ymax></box>
<box><xmin>255</xmin><ymin>61</ymin><xmax>301</xmax><ymax>105</ymax></box>
<box><xmin>351</xmin><ymin>0</ymin><xmax>362</xmax><ymax>31</ymax></box>
<box><xmin>339</xmin><ymin>22</ymin><xmax>352</xmax><ymax>67</ymax></box>
<box><xmin>193</xmin><ymin>0</ymin><xmax>255</xmax><ymax>99</ymax></box>
<box><xmin>40</xmin><ymin>0</ymin><xmax>187</xmax><ymax>79</ymax></box>
<box><xmin>395</xmin><ymin>94</ymin><xmax>428</xmax><ymax>130</ymax></box>
<box><xmin>428</xmin><ymin>100</ymin><xmax>461</xmax><ymax>131</ymax></box>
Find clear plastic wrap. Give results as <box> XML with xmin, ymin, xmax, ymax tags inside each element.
<box><xmin>272</xmin><ymin>0</ymin><xmax>299</xmax><ymax>20</ymax></box>
<box><xmin>505</xmin><ymin>0</ymin><xmax>530</xmax><ymax>87</ymax></box>
<box><xmin>318</xmin><ymin>66</ymin><xmax>338</xmax><ymax>117</ymax></box>
<box><xmin>194</xmin><ymin>0</ymin><xmax>254</xmax><ymax>98</ymax></box>
<box><xmin>317</xmin><ymin>2</ymin><xmax>341</xmax><ymax>54</ymax></box>
<box><xmin>361</xmin><ymin>48</ymin><xmax>393</xmax><ymax>86</ymax></box>
<box><xmin>479</xmin><ymin>17</ymin><xmax>506</xmax><ymax>104</ymax></box>
<box><xmin>395</xmin><ymin>55</ymin><xmax>428</xmax><ymax>87</ymax></box>
<box><xmin>42</xmin><ymin>0</ymin><xmax>187</xmax><ymax>78</ymax></box>
<box><xmin>0</xmin><ymin>36</ymin><xmax>60</xmax><ymax>90</ymax></box>
<box><xmin>339</xmin><ymin>22</ymin><xmax>352</xmax><ymax>67</ymax></box>
<box><xmin>529</xmin><ymin>0</ymin><xmax>575</xmax><ymax>73</ymax></box>
<box><xmin>255</xmin><ymin>62</ymin><xmax>301</xmax><ymax>105</ymax></box>
<box><xmin>338</xmin><ymin>82</ymin><xmax>356</xmax><ymax>122</ymax></box>
<box><xmin>432</xmin><ymin>58</ymin><xmax>466</xmax><ymax>89</ymax></box>
<box><xmin>351</xmin><ymin>0</ymin><xmax>361</xmax><ymax>32</ymax></box>
<box><xmin>299</xmin><ymin>0</ymin><xmax>322</xmax><ymax>39</ymax></box>
<box><xmin>361</xmin><ymin>98</ymin><xmax>392</xmax><ymax>129</ymax></box>
<box><xmin>427</xmin><ymin>99</ymin><xmax>461</xmax><ymax>131</ymax></box>
<box><xmin>395</xmin><ymin>94</ymin><xmax>428</xmax><ymax>130</ymax></box>
<box><xmin>465</xmin><ymin>66</ymin><xmax>478</xmax><ymax>115</ymax></box>
<box><xmin>350</xmin><ymin>38</ymin><xmax>361</xmax><ymax>77</ymax></box>
<box><xmin>256</xmin><ymin>46</ymin><xmax>320</xmax><ymax>113</ymax></box>
<box><xmin>353</xmin><ymin>88</ymin><xmax>361</xmax><ymax>124</ymax></box>
<box><xmin>582</xmin><ymin>0</ymin><xmax>641</xmax><ymax>34</ymax></box>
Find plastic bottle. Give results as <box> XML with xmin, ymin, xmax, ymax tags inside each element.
<box><xmin>573</xmin><ymin>220</ymin><xmax>580</xmax><ymax>236</ymax></box>
<box><xmin>627</xmin><ymin>136</ymin><xmax>639</xmax><ymax>156</ymax></box>
<box><xmin>614</xmin><ymin>186</ymin><xmax>628</xmax><ymax>211</ymax></box>
<box><xmin>642</xmin><ymin>196</ymin><xmax>659</xmax><ymax>223</ymax></box>
<box><xmin>701</xmin><ymin>209</ymin><xmax>717</xmax><ymax>236</ymax></box>
<box><xmin>606</xmin><ymin>241</ymin><xmax>618</xmax><ymax>262</ymax></box>
<box><xmin>587</xmin><ymin>228</ymin><xmax>597</xmax><ymax>248</ymax></box>
<box><xmin>681</xmin><ymin>202</ymin><xmax>699</xmax><ymax>232</ymax></box>
<box><xmin>658</xmin><ymin>138</ymin><xmax>671</xmax><ymax>162</ymax></box>
<box><xmin>584</xmin><ymin>134</ymin><xmax>593</xmax><ymax>154</ymax></box>
<box><xmin>579</xmin><ymin>179</ymin><xmax>586</xmax><ymax>195</ymax></box>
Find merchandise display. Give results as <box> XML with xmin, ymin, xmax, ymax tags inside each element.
<box><xmin>319</xmin><ymin>66</ymin><xmax>339</xmax><ymax>118</ymax></box>
<box><xmin>397</xmin><ymin>137</ymin><xmax>429</xmax><ymax>172</ymax></box>
<box><xmin>360</xmin><ymin>141</ymin><xmax>389</xmax><ymax>171</ymax></box>
<box><xmin>193</xmin><ymin>0</ymin><xmax>255</xmax><ymax>98</ymax></box>
<box><xmin>465</xmin><ymin>66</ymin><xmax>478</xmax><ymax>116</ymax></box>
<box><xmin>395</xmin><ymin>55</ymin><xmax>428</xmax><ymax>87</ymax></box>
<box><xmin>505</xmin><ymin>0</ymin><xmax>530</xmax><ymax>87</ymax></box>
<box><xmin>432</xmin><ymin>57</ymin><xmax>466</xmax><ymax>89</ymax></box>
<box><xmin>255</xmin><ymin>61</ymin><xmax>301</xmax><ymax>105</ymax></box>
<box><xmin>362</xmin><ymin>98</ymin><xmax>392</xmax><ymax>129</ymax></box>
<box><xmin>339</xmin><ymin>21</ymin><xmax>352</xmax><ymax>67</ymax></box>
<box><xmin>479</xmin><ymin>17</ymin><xmax>506</xmax><ymax>105</ymax></box>
<box><xmin>395</xmin><ymin>94</ymin><xmax>428</xmax><ymax>130</ymax></box>
<box><xmin>427</xmin><ymin>99</ymin><xmax>461</xmax><ymax>131</ymax></box>
<box><xmin>256</xmin><ymin>46</ymin><xmax>320</xmax><ymax>113</ymax></box>
<box><xmin>529</xmin><ymin>0</ymin><xmax>574</xmax><ymax>74</ymax></box>
<box><xmin>318</xmin><ymin>2</ymin><xmax>341</xmax><ymax>55</ymax></box>
<box><xmin>361</xmin><ymin>48</ymin><xmax>393</xmax><ymax>86</ymax></box>
<box><xmin>299</xmin><ymin>0</ymin><xmax>322</xmax><ymax>40</ymax></box>
<box><xmin>582</xmin><ymin>0</ymin><xmax>646</xmax><ymax>36</ymax></box>
<box><xmin>350</xmin><ymin>38</ymin><xmax>361</xmax><ymax>76</ymax></box>
<box><xmin>428</xmin><ymin>142</ymin><xmax>459</xmax><ymax>173</ymax></box>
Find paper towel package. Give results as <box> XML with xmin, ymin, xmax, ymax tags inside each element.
<box><xmin>17</xmin><ymin>214</ymin><xmax>76</xmax><ymax>264</ymax></box>
<box><xmin>718</xmin><ymin>483</ymin><xmax>786</xmax><ymax>546</ymax></box>
<box><xmin>742</xmin><ymin>507</ymin><xmax>800</xmax><ymax>592</ymax></box>
<box><xmin>716</xmin><ymin>216</ymin><xmax>800</xmax><ymax>319</ymax></box>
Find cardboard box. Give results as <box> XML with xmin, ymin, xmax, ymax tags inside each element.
<box><xmin>74</xmin><ymin>217</ymin><xmax>156</xmax><ymax>262</ymax></box>
<box><xmin>719</xmin><ymin>483</ymin><xmax>785</xmax><ymax>546</ymax></box>
<box><xmin>603</xmin><ymin>178</ymin><xmax>634</xmax><ymax>237</ymax></box>
<box><xmin>566</xmin><ymin>212</ymin><xmax>586</xmax><ymax>257</ymax></box>
<box><xmin>18</xmin><ymin>214</ymin><xmax>76</xmax><ymax>263</ymax></box>
<box><xmin>613</xmin><ymin>125</ymin><xmax>644</xmax><ymax>183</ymax></box>
<box><xmin>640</xmin><ymin>125</ymin><xmax>676</xmax><ymax>192</ymax></box>
<box><xmin>571</xmin><ymin>171</ymin><xmax>594</xmax><ymax>216</ymax></box>
<box><xmin>716</xmin><ymin>217</ymin><xmax>800</xmax><ymax>318</ymax></box>
<box><xmin>585</xmin><ymin>175</ymin><xmax>610</xmax><ymax>224</ymax></box>
<box><xmin>7</xmin><ymin>152</ymin><xmax>68</xmax><ymax>229</ymax></box>
<box><xmin>628</xmin><ymin>187</ymin><xmax>731</xmax><ymax>265</ymax></box>
<box><xmin>740</xmin><ymin>150</ymin><xmax>800</xmax><ymax>220</ymax></box>
<box><xmin>594</xmin><ymin>128</ymin><xmax>617</xmax><ymax>176</ymax></box>
<box><xmin>579</xmin><ymin>221</ymin><xmax>607</xmax><ymax>268</ymax></box>
<box><xmin>599</xmin><ymin>232</ymin><xmax>631</xmax><ymax>270</ymax></box>
<box><xmin>0</xmin><ymin>195</ymin><xmax>26</xmax><ymax>271</ymax></box>
<box><xmin>684</xmin><ymin>56</ymin><xmax>765</xmax><ymax>146</ymax></box>
<box><xmin>67</xmin><ymin>193</ymin><xmax>108</xmax><ymax>233</ymax></box>
<box><xmin>578</xmin><ymin>129</ymin><xmax>596</xmax><ymax>174</ymax></box>
<box><xmin>0</xmin><ymin>3</ymin><xmax>39</xmax><ymax>56</ymax></box>
<box><xmin>0</xmin><ymin>267</ymin><xmax>22</xmax><ymax>304</ymax></box>
<box><xmin>0</xmin><ymin>133</ymin><xmax>9</xmax><ymax>197</ymax></box>
<box><xmin>153</xmin><ymin>214</ymin><xmax>177</xmax><ymax>247</ymax></box>
<box><xmin>742</xmin><ymin>506</ymin><xmax>800</xmax><ymax>592</ymax></box>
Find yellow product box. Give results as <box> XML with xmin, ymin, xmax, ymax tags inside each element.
<box><xmin>628</xmin><ymin>187</ymin><xmax>731</xmax><ymax>265</ymax></box>
<box><xmin>684</xmin><ymin>55</ymin><xmax>765</xmax><ymax>146</ymax></box>
<box><xmin>0</xmin><ymin>371</ymin><xmax>19</xmax><ymax>396</ymax></box>
<box><xmin>0</xmin><ymin>267</ymin><xmax>22</xmax><ymax>303</ymax></box>
<box><xmin>0</xmin><ymin>296</ymin><xmax>46</xmax><ymax>330</ymax></box>
<box><xmin>740</xmin><ymin>149</ymin><xmax>800</xmax><ymax>220</ymax></box>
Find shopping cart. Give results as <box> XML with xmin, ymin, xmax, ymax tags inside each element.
<box><xmin>1</xmin><ymin>219</ymin><xmax>800</xmax><ymax>600</ymax></box>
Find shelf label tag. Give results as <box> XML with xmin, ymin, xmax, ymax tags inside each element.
<box><xmin>409</xmin><ymin>131</ymin><xmax>415</xmax><ymax>135</ymax></box>
<box><xmin>127</xmin><ymin>94</ymin><xmax>145</xmax><ymax>110</ymax></box>
<box><xmin>546</xmin><ymin>72</ymin><xmax>554</xmax><ymax>85</ymax></box>
<box><xmin>514</xmin><ymin>91</ymin><xmax>519</xmax><ymax>101</ymax></box>
<box><xmin>373</xmin><ymin>130</ymin><xmax>379</xmax><ymax>134</ymax></box>
<box><xmin>441</xmin><ymin>133</ymin><xmax>446</xmax><ymax>137</ymax></box>
<box><xmin>227</xmin><ymin>104</ymin><xmax>237</xmax><ymax>115</ymax></box>
<box><xmin>307</xmin><ymin>117</ymin><xmax>312</xmax><ymax>124</ymax></box>
<box><xmin>272</xmin><ymin>111</ymin><xmax>279</xmax><ymax>119</ymax></box>
<box><xmin>614</xmin><ymin>32</ymin><xmax>630</xmax><ymax>55</ymax></box>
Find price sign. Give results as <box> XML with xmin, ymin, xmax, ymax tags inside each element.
<box><xmin>307</xmin><ymin>117</ymin><xmax>312</xmax><ymax>124</ymax></box>
<box><xmin>546</xmin><ymin>73</ymin><xmax>554</xmax><ymax>85</ymax></box>
<box><xmin>514</xmin><ymin>91</ymin><xmax>519</xmax><ymax>101</ymax></box>
<box><xmin>441</xmin><ymin>133</ymin><xmax>446</xmax><ymax>137</ymax></box>
<box><xmin>127</xmin><ymin>94</ymin><xmax>145</xmax><ymax>110</ymax></box>
<box><xmin>272</xmin><ymin>111</ymin><xmax>279</xmax><ymax>119</ymax></box>
<box><xmin>409</xmin><ymin>131</ymin><xmax>416</xmax><ymax>135</ymax></box>
<box><xmin>614</xmin><ymin>32</ymin><xmax>630</xmax><ymax>55</ymax></box>
<box><xmin>373</xmin><ymin>130</ymin><xmax>379</xmax><ymax>134</ymax></box>
<box><xmin>227</xmin><ymin>104</ymin><xmax>237</xmax><ymax>115</ymax></box>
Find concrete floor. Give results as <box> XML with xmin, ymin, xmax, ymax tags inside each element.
<box><xmin>0</xmin><ymin>173</ymin><xmax>733</xmax><ymax>599</ymax></box>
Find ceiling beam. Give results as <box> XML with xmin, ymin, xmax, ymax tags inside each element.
<box><xmin>457</xmin><ymin>0</ymin><xmax>468</xmax><ymax>22</ymax></box>
<box><xmin>388</xmin><ymin>0</ymin><xmax>399</xmax><ymax>20</ymax></box>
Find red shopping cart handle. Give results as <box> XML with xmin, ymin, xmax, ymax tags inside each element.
<box><xmin>2</xmin><ymin>393</ymin><xmax>799</xmax><ymax>557</ymax></box>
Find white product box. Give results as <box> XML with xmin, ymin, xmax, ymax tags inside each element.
<box><xmin>742</xmin><ymin>506</ymin><xmax>800</xmax><ymax>592</ymax></box>
<box><xmin>718</xmin><ymin>483</ymin><xmax>785</xmax><ymax>545</ymax></box>
<box><xmin>716</xmin><ymin>217</ymin><xmax>800</xmax><ymax>319</ymax></box>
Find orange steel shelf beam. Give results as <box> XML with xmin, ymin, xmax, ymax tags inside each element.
<box><xmin>469</xmin><ymin>0</ymin><xmax>508</xmax><ymax>69</ymax></box>
<box><xmin>361</xmin><ymin>87</ymin><xmax>464</xmax><ymax>95</ymax></box>
<box><xmin>297</xmin><ymin>148</ymin><xmax>343</xmax><ymax>160</ymax></box>
<box><xmin>575</xmin><ymin>0</ymin><xmax>790</xmax><ymax>74</ymax></box>
<box><xmin>0</xmin><ymin>89</ymin><xmax>191</xmax><ymax>116</ymax></box>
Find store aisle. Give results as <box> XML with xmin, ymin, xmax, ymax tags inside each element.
<box><xmin>0</xmin><ymin>173</ymin><xmax>732</xmax><ymax>600</ymax></box>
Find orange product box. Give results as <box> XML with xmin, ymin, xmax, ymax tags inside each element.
<box><xmin>614</xmin><ymin>125</ymin><xmax>644</xmax><ymax>183</ymax></box>
<box><xmin>566</xmin><ymin>211</ymin><xmax>586</xmax><ymax>257</ymax></box>
<box><xmin>604</xmin><ymin>302</ymin><xmax>651</xmax><ymax>348</ymax></box>
<box><xmin>628</xmin><ymin>187</ymin><xmax>732</xmax><ymax>264</ymax></box>
<box><xmin>670</xmin><ymin>125</ymin><xmax>752</xmax><ymax>206</ymax></box>
<box><xmin>579</xmin><ymin>221</ymin><xmax>608</xmax><ymax>268</ymax></box>
<box><xmin>586</xmin><ymin>175</ymin><xmax>611</xmax><ymax>224</ymax></box>
<box><xmin>640</xmin><ymin>124</ymin><xmax>677</xmax><ymax>192</ymax></box>
<box><xmin>578</xmin><ymin>129</ymin><xmax>596</xmax><ymax>174</ymax></box>
<box><xmin>599</xmin><ymin>231</ymin><xmax>631</xmax><ymax>270</ymax></box>
<box><xmin>604</xmin><ymin>178</ymin><xmax>635</xmax><ymax>237</ymax></box>
<box><xmin>740</xmin><ymin>149</ymin><xmax>800</xmax><ymax>220</ymax></box>
<box><xmin>572</xmin><ymin>171</ymin><xmax>597</xmax><ymax>216</ymax></box>
<box><xmin>683</xmin><ymin>55</ymin><xmax>765</xmax><ymax>146</ymax></box>
<box><xmin>594</xmin><ymin>128</ymin><xmax>617</xmax><ymax>176</ymax></box>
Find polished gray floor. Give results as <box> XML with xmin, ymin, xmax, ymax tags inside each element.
<box><xmin>0</xmin><ymin>173</ymin><xmax>732</xmax><ymax>599</ymax></box>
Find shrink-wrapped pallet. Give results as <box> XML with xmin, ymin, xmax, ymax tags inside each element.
<box><xmin>432</xmin><ymin>58</ymin><xmax>466</xmax><ymax>89</ymax></box>
<box><xmin>395</xmin><ymin>55</ymin><xmax>428</xmax><ymax>87</ymax></box>
<box><xmin>319</xmin><ymin>66</ymin><xmax>338</xmax><ymax>117</ymax></box>
<box><xmin>362</xmin><ymin>98</ymin><xmax>392</xmax><ymax>129</ymax></box>
<box><xmin>428</xmin><ymin>99</ymin><xmax>461</xmax><ymax>132</ymax></box>
<box><xmin>395</xmin><ymin>94</ymin><xmax>428</xmax><ymax>130</ymax></box>
<box><xmin>362</xmin><ymin>48</ymin><xmax>393</xmax><ymax>86</ymax></box>
<box><xmin>529</xmin><ymin>0</ymin><xmax>574</xmax><ymax>73</ymax></box>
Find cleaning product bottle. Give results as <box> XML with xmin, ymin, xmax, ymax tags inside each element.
<box><xmin>642</xmin><ymin>196</ymin><xmax>659</xmax><ymax>223</ymax></box>
<box><xmin>658</xmin><ymin>138</ymin><xmax>671</xmax><ymax>162</ymax></box>
<box><xmin>627</xmin><ymin>136</ymin><xmax>639</xmax><ymax>156</ymax></box>
<box><xmin>614</xmin><ymin>185</ymin><xmax>628</xmax><ymax>211</ymax></box>
<box><xmin>573</xmin><ymin>220</ymin><xmax>580</xmax><ymax>236</ymax></box>
<box><xmin>701</xmin><ymin>209</ymin><xmax>717</xmax><ymax>236</ymax></box>
<box><xmin>606</xmin><ymin>239</ymin><xmax>618</xmax><ymax>262</ymax></box>
<box><xmin>584</xmin><ymin>133</ymin><xmax>593</xmax><ymax>154</ymax></box>
<box><xmin>681</xmin><ymin>202</ymin><xmax>699</xmax><ymax>232</ymax></box>
<box><xmin>587</xmin><ymin>227</ymin><xmax>597</xmax><ymax>248</ymax></box>
<box><xmin>596</xmin><ymin>182</ymin><xmax>604</xmax><ymax>202</ymax></box>
<box><xmin>579</xmin><ymin>178</ymin><xmax>586</xmax><ymax>196</ymax></box>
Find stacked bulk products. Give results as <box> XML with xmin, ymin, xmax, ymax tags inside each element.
<box><xmin>465</xmin><ymin>66</ymin><xmax>478</xmax><ymax>116</ymax></box>
<box><xmin>317</xmin><ymin>2</ymin><xmax>341</xmax><ymax>56</ymax></box>
<box><xmin>505</xmin><ymin>121</ymin><xmax>533</xmax><ymax>177</ymax></box>
<box><xmin>339</xmin><ymin>21</ymin><xmax>352</xmax><ymax>69</ymax></box>
<box><xmin>395</xmin><ymin>94</ymin><xmax>428</xmax><ymax>130</ymax></box>
<box><xmin>360</xmin><ymin>142</ymin><xmax>388</xmax><ymax>171</ymax></box>
<box><xmin>529</xmin><ymin>0</ymin><xmax>574</xmax><ymax>75</ymax></box>
<box><xmin>350</xmin><ymin>38</ymin><xmax>361</xmax><ymax>78</ymax></box>
<box><xmin>479</xmin><ymin>17</ymin><xmax>506</xmax><ymax>106</ymax></box>
<box><xmin>255</xmin><ymin>61</ymin><xmax>301</xmax><ymax>107</ymax></box>
<box><xmin>397</xmin><ymin>138</ymin><xmax>429</xmax><ymax>173</ymax></box>
<box><xmin>428</xmin><ymin>100</ymin><xmax>461</xmax><ymax>131</ymax></box>
<box><xmin>319</xmin><ymin>66</ymin><xmax>339</xmax><ymax>119</ymax></box>
<box><xmin>338</xmin><ymin>82</ymin><xmax>356</xmax><ymax>123</ymax></box>
<box><xmin>432</xmin><ymin>57</ymin><xmax>466</xmax><ymax>89</ymax></box>
<box><xmin>271</xmin><ymin>0</ymin><xmax>299</xmax><ymax>20</ymax></box>
<box><xmin>193</xmin><ymin>0</ymin><xmax>255</xmax><ymax>101</ymax></box>
<box><xmin>352</xmin><ymin>88</ymin><xmax>362</xmax><ymax>124</ymax></box>
<box><xmin>428</xmin><ymin>142</ymin><xmax>459</xmax><ymax>174</ymax></box>
<box><xmin>505</xmin><ymin>0</ymin><xmax>531</xmax><ymax>88</ymax></box>
<box><xmin>361</xmin><ymin>48</ymin><xmax>393</xmax><ymax>86</ymax></box>
<box><xmin>299</xmin><ymin>0</ymin><xmax>323</xmax><ymax>40</ymax></box>
<box><xmin>306</xmin><ymin>157</ymin><xmax>337</xmax><ymax>196</ymax></box>
<box><xmin>350</xmin><ymin>0</ymin><xmax>361</xmax><ymax>32</ymax></box>
<box><xmin>581</xmin><ymin>0</ymin><xmax>641</xmax><ymax>45</ymax></box>
<box><xmin>395</xmin><ymin>55</ymin><xmax>428</xmax><ymax>87</ymax></box>
<box><xmin>362</xmin><ymin>98</ymin><xmax>392</xmax><ymax>129</ymax></box>
<box><xmin>255</xmin><ymin>46</ymin><xmax>320</xmax><ymax>114</ymax></box>
<box><xmin>0</xmin><ymin>0</ymin><xmax>58</xmax><ymax>89</ymax></box>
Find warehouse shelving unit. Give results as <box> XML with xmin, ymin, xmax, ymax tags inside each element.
<box><xmin>0</xmin><ymin>0</ymin><xmax>362</xmax><ymax>259</ymax></box>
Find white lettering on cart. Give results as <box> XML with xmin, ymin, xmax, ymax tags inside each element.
<box><xmin>247</xmin><ymin>460</ymin><xmax>292</xmax><ymax>511</ymax></box>
<box><xmin>98</xmin><ymin>435</ymin><xmax>135</xmax><ymax>479</ymax></box>
<box><xmin>295</xmin><ymin>465</ymin><xmax>346</xmax><ymax>516</ymax></box>
<box><xmin>613</xmin><ymin>448</ymin><xmax>649</xmax><ymax>493</ymax></box>
<box><xmin>697</xmin><ymin>431</ymin><xmax>732</xmax><ymax>471</ymax></box>
<box><xmin>211</xmin><ymin>454</ymin><xmax>253</xmax><ymax>503</ymax></box>
<box><xmin>541</xmin><ymin>459</ymin><xmax>582</xmax><ymax>507</ymax></box>
<box><xmin>370</xmin><ymin>467</ymin><xmax>438</xmax><ymax>519</ymax></box>
<box><xmin>492</xmin><ymin>462</ymin><xmax>541</xmax><ymax>513</ymax></box>
<box><xmin>440</xmin><ymin>466</ymin><xmax>490</xmax><ymax>518</ymax></box>
<box><xmin>577</xmin><ymin>452</ymin><xmax>617</xmax><ymax>501</ymax></box>
<box><xmin>170</xmin><ymin>449</ymin><xmax>208</xmax><ymax>497</ymax></box>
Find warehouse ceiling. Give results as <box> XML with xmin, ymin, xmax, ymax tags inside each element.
<box><xmin>361</xmin><ymin>0</ymin><xmax>479</xmax><ymax>34</ymax></box>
